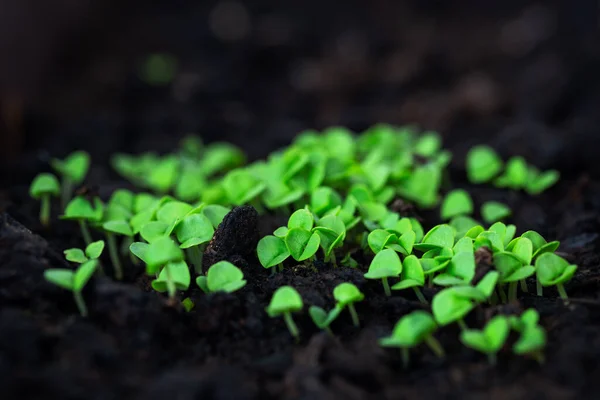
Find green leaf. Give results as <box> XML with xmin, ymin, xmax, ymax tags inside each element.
<box><xmin>156</xmin><ymin>201</ymin><xmax>193</xmax><ymax>224</ymax></box>
<box><xmin>364</xmin><ymin>248</ymin><xmax>402</xmax><ymax>280</ymax></box>
<box><xmin>432</xmin><ymin>288</ymin><xmax>474</xmax><ymax>326</ymax></box>
<box><xmin>526</xmin><ymin>169</ymin><xmax>559</xmax><ymax>195</ymax></box>
<box><xmin>368</xmin><ymin>229</ymin><xmax>398</xmax><ymax>254</ymax></box>
<box><xmin>175</xmin><ymin>214</ymin><xmax>214</xmax><ymax>249</ymax></box>
<box><xmin>145</xmin><ymin>155</ymin><xmax>179</xmax><ymax>192</ymax></box>
<box><xmin>103</xmin><ymin>220</ymin><xmax>133</xmax><ymax>237</ymax></box>
<box><xmin>266</xmin><ymin>286</ymin><xmax>303</xmax><ymax>317</ymax></box>
<box><xmin>196</xmin><ymin>276</ymin><xmax>209</xmax><ymax>293</ymax></box>
<box><xmin>420</xmin><ymin>258</ymin><xmax>450</xmax><ymax>276</ymax></box>
<box><xmin>466</xmin><ymin>145</ymin><xmax>503</xmax><ymax>184</ymax></box>
<box><xmin>85</xmin><ymin>240</ymin><xmax>105</xmax><ymax>259</ymax></box>
<box><xmin>288</xmin><ymin>209</ymin><xmax>314</xmax><ymax>230</ymax></box>
<box><xmin>202</xmin><ymin>205</ymin><xmax>231</xmax><ymax>229</ymax></box>
<box><xmin>481</xmin><ymin>201</ymin><xmax>511</xmax><ymax>224</ymax></box>
<box><xmin>450</xmin><ymin>216</ymin><xmax>480</xmax><ymax>239</ymax></box>
<box><xmin>511</xmin><ymin>237</ymin><xmax>533</xmax><ymax>265</ymax></box>
<box><xmin>273</xmin><ymin>226</ymin><xmax>289</xmax><ymax>238</ymax></box>
<box><xmin>73</xmin><ymin>260</ymin><xmax>98</xmax><ymax>291</ymax></box>
<box><xmin>51</xmin><ymin>151</ymin><xmax>91</xmax><ymax>183</ymax></box>
<box><xmin>223</xmin><ymin>169</ymin><xmax>266</xmax><ymax>205</ymax></box>
<box><xmin>446</xmin><ymin>251</ymin><xmax>476</xmax><ymax>282</ymax></box>
<box><xmin>398</xmin><ymin>230</ymin><xmax>416</xmax><ymax>255</ymax></box>
<box><xmin>495</xmin><ymin>157</ymin><xmax>528</xmax><ymax>190</ymax></box>
<box><xmin>415</xmin><ymin>224</ymin><xmax>455</xmax><ymax>251</ymax></box>
<box><xmin>475</xmin><ymin>271</ymin><xmax>499</xmax><ymax>298</ymax></box>
<box><xmin>61</xmin><ymin>196</ymin><xmax>96</xmax><ymax>220</ymax></box>
<box><xmin>441</xmin><ymin>190</ymin><xmax>474</xmax><ymax>220</ymax></box>
<box><xmin>310</xmin><ymin>186</ymin><xmax>342</xmax><ymax>216</ymax></box>
<box><xmin>513</xmin><ymin>326</ymin><xmax>546</xmax><ymax>355</ymax></box>
<box><xmin>285</xmin><ymin>228</ymin><xmax>320</xmax><ymax>261</ymax></box>
<box><xmin>199</xmin><ymin>142</ymin><xmax>245</xmax><ymax>176</ymax></box>
<box><xmin>145</xmin><ymin>237</ymin><xmax>184</xmax><ymax>275</ymax></box>
<box><xmin>257</xmin><ymin>235</ymin><xmax>290</xmax><ymax>269</ymax></box>
<box><xmin>379</xmin><ymin>310</ymin><xmax>437</xmax><ymax>348</ymax></box>
<box><xmin>414</xmin><ymin>131</ymin><xmax>441</xmax><ymax>157</ymax></box>
<box><xmin>453</xmin><ymin>237</ymin><xmax>474</xmax><ymax>254</ymax></box>
<box><xmin>130</xmin><ymin>210</ymin><xmax>156</xmax><ymax>234</ymax></box>
<box><xmin>140</xmin><ymin>221</ymin><xmax>170</xmax><ymax>243</ymax></box>
<box><xmin>129</xmin><ymin>242</ymin><xmax>150</xmax><ymax>264</ymax></box>
<box><xmin>44</xmin><ymin>269</ymin><xmax>75</xmax><ymax>291</ymax></box>
<box><xmin>30</xmin><ymin>173</ymin><xmax>61</xmax><ymax>199</ymax></box>
<box><xmin>536</xmin><ymin>253</ymin><xmax>577</xmax><ymax>286</ymax></box>
<box><xmin>64</xmin><ymin>248</ymin><xmax>88</xmax><ymax>264</ymax></box>
<box><xmin>475</xmin><ymin>231</ymin><xmax>504</xmax><ymax>253</ymax></box>
<box><xmin>333</xmin><ymin>283</ymin><xmax>365</xmax><ymax>306</ymax></box>
<box><xmin>484</xmin><ymin>315</ymin><xmax>510</xmax><ymax>350</ymax></box>
<box><xmin>152</xmin><ymin>260</ymin><xmax>191</xmax><ymax>292</ymax></box>
<box><xmin>493</xmin><ymin>252</ymin><xmax>523</xmax><ymax>280</ymax></box>
<box><xmin>203</xmin><ymin>261</ymin><xmax>246</xmax><ymax>293</ymax></box>
<box><xmin>397</xmin><ymin>164</ymin><xmax>441</xmax><ymax>208</ymax></box>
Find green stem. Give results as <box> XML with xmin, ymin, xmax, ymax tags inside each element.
<box><xmin>497</xmin><ymin>284</ymin><xmax>507</xmax><ymax>303</ymax></box>
<box><xmin>413</xmin><ymin>287</ymin><xmax>428</xmax><ymax>304</ymax></box>
<box><xmin>490</xmin><ymin>290</ymin><xmax>498</xmax><ymax>305</ymax></box>
<box><xmin>61</xmin><ymin>178</ymin><xmax>74</xmax><ymax>210</ymax></box>
<box><xmin>557</xmin><ymin>283</ymin><xmax>569</xmax><ymax>302</ymax></box>
<box><xmin>401</xmin><ymin>348</ymin><xmax>410</xmax><ymax>369</ymax></box>
<box><xmin>283</xmin><ymin>312</ymin><xmax>299</xmax><ymax>339</ymax></box>
<box><xmin>425</xmin><ymin>336</ymin><xmax>445</xmax><ymax>358</ymax></box>
<box><xmin>348</xmin><ymin>303</ymin><xmax>360</xmax><ymax>327</ymax></box>
<box><xmin>457</xmin><ymin>319</ymin><xmax>468</xmax><ymax>331</ymax></box>
<box><xmin>271</xmin><ymin>267</ymin><xmax>276</xmax><ymax>276</ymax></box>
<box><xmin>324</xmin><ymin>326</ymin><xmax>334</xmax><ymax>337</ymax></box>
<box><xmin>40</xmin><ymin>195</ymin><xmax>51</xmax><ymax>227</ymax></box>
<box><xmin>165</xmin><ymin>264</ymin><xmax>176</xmax><ymax>299</ymax></box>
<box><xmin>79</xmin><ymin>220</ymin><xmax>93</xmax><ymax>246</ymax></box>
<box><xmin>330</xmin><ymin>252</ymin><xmax>337</xmax><ymax>267</ymax></box>
<box><xmin>537</xmin><ymin>280</ymin><xmax>543</xmax><ymax>297</ymax></box>
<box><xmin>520</xmin><ymin>279</ymin><xmax>528</xmax><ymax>293</ymax></box>
<box><xmin>488</xmin><ymin>352</ymin><xmax>497</xmax><ymax>366</ymax></box>
<box><xmin>382</xmin><ymin>277</ymin><xmax>391</xmax><ymax>297</ymax></box>
<box><xmin>278</xmin><ymin>263</ymin><xmax>284</xmax><ymax>273</ymax></box>
<box><xmin>428</xmin><ymin>274</ymin><xmax>434</xmax><ymax>288</ymax></box>
<box><xmin>74</xmin><ymin>290</ymin><xmax>88</xmax><ymax>317</ymax></box>
<box><xmin>508</xmin><ymin>281</ymin><xmax>518</xmax><ymax>302</ymax></box>
<box><xmin>106</xmin><ymin>233</ymin><xmax>123</xmax><ymax>280</ymax></box>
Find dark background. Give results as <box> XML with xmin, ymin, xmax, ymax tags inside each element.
<box><xmin>0</xmin><ymin>0</ymin><xmax>598</xmax><ymax>181</ymax></box>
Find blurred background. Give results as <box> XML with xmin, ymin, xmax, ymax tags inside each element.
<box><xmin>0</xmin><ymin>0</ymin><xmax>598</xmax><ymax>180</ymax></box>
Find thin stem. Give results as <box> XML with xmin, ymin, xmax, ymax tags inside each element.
<box><xmin>74</xmin><ymin>291</ymin><xmax>88</xmax><ymax>317</ymax></box>
<box><xmin>488</xmin><ymin>352</ymin><xmax>497</xmax><ymax>366</ymax></box>
<box><xmin>278</xmin><ymin>263</ymin><xmax>284</xmax><ymax>273</ymax></box>
<box><xmin>61</xmin><ymin>178</ymin><xmax>73</xmax><ymax>210</ymax></box>
<box><xmin>283</xmin><ymin>312</ymin><xmax>299</xmax><ymax>339</ymax></box>
<box><xmin>40</xmin><ymin>195</ymin><xmax>51</xmax><ymax>227</ymax></box>
<box><xmin>401</xmin><ymin>348</ymin><xmax>410</xmax><ymax>369</ymax></box>
<box><xmin>348</xmin><ymin>303</ymin><xmax>360</xmax><ymax>327</ymax></box>
<box><xmin>271</xmin><ymin>267</ymin><xmax>276</xmax><ymax>276</ymax></box>
<box><xmin>428</xmin><ymin>274</ymin><xmax>434</xmax><ymax>288</ymax></box>
<box><xmin>165</xmin><ymin>264</ymin><xmax>176</xmax><ymax>299</ymax></box>
<box><xmin>520</xmin><ymin>279</ymin><xmax>528</xmax><ymax>293</ymax></box>
<box><xmin>106</xmin><ymin>233</ymin><xmax>123</xmax><ymax>280</ymax></box>
<box><xmin>497</xmin><ymin>284</ymin><xmax>507</xmax><ymax>303</ymax></box>
<box><xmin>490</xmin><ymin>290</ymin><xmax>498</xmax><ymax>305</ymax></box>
<box><xmin>457</xmin><ymin>319</ymin><xmax>468</xmax><ymax>331</ymax></box>
<box><xmin>425</xmin><ymin>336</ymin><xmax>445</xmax><ymax>358</ymax></box>
<box><xmin>79</xmin><ymin>220</ymin><xmax>93</xmax><ymax>246</ymax></box>
<box><xmin>330</xmin><ymin>252</ymin><xmax>337</xmax><ymax>267</ymax></box>
<box><xmin>382</xmin><ymin>277</ymin><xmax>391</xmax><ymax>297</ymax></box>
<box><xmin>557</xmin><ymin>283</ymin><xmax>569</xmax><ymax>303</ymax></box>
<box><xmin>413</xmin><ymin>287</ymin><xmax>428</xmax><ymax>304</ymax></box>
<box><xmin>537</xmin><ymin>280</ymin><xmax>543</xmax><ymax>297</ymax></box>
<box><xmin>324</xmin><ymin>326</ymin><xmax>334</xmax><ymax>337</ymax></box>
<box><xmin>508</xmin><ymin>281</ymin><xmax>518</xmax><ymax>302</ymax></box>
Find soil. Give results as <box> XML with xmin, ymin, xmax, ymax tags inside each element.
<box><xmin>1</xmin><ymin>1</ymin><xmax>600</xmax><ymax>399</ymax></box>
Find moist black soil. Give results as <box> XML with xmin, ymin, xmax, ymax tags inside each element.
<box><xmin>1</xmin><ymin>1</ymin><xmax>600</xmax><ymax>399</ymax></box>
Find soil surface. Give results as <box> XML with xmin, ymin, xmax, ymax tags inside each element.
<box><xmin>1</xmin><ymin>1</ymin><xmax>600</xmax><ymax>399</ymax></box>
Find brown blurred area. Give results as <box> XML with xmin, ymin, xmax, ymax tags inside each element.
<box><xmin>0</xmin><ymin>1</ymin><xmax>598</xmax><ymax>170</ymax></box>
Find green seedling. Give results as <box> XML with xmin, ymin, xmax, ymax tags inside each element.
<box><xmin>433</xmin><ymin>251</ymin><xmax>476</xmax><ymax>287</ymax></box>
<box><xmin>175</xmin><ymin>165</ymin><xmax>206</xmax><ymax>202</ymax></box>
<box><xmin>196</xmin><ymin>261</ymin><xmax>246</xmax><ymax>294</ymax></box>
<box><xmin>513</xmin><ymin>325</ymin><xmax>546</xmax><ymax>363</ymax></box>
<box><xmin>285</xmin><ymin>228</ymin><xmax>321</xmax><ymax>261</ymax></box>
<box><xmin>131</xmin><ymin>236</ymin><xmax>184</xmax><ymax>275</ymax></box>
<box><xmin>61</xmin><ymin>196</ymin><xmax>103</xmax><ymax>245</ymax></box>
<box><xmin>44</xmin><ymin>260</ymin><xmax>98</xmax><ymax>317</ymax></box>
<box><xmin>432</xmin><ymin>287</ymin><xmax>475</xmax><ymax>329</ymax></box>
<box><xmin>414</xmin><ymin>224</ymin><xmax>455</xmax><ymax>252</ymax></box>
<box><xmin>414</xmin><ymin>131</ymin><xmax>442</xmax><ymax>157</ymax></box>
<box><xmin>391</xmin><ymin>255</ymin><xmax>427</xmax><ymax>304</ymax></box>
<box><xmin>51</xmin><ymin>151</ymin><xmax>91</xmax><ymax>208</ymax></box>
<box><xmin>340</xmin><ymin>253</ymin><xmax>359</xmax><ymax>268</ymax></box>
<box><xmin>441</xmin><ymin>189</ymin><xmax>474</xmax><ymax>220</ymax></box>
<box><xmin>257</xmin><ymin>235</ymin><xmax>290</xmax><ymax>272</ymax></box>
<box><xmin>397</xmin><ymin>163</ymin><xmax>441</xmax><ymax>208</ymax></box>
<box><xmin>181</xmin><ymin>297</ymin><xmax>195</xmax><ymax>312</ymax></box>
<box><xmin>364</xmin><ymin>248</ymin><xmax>402</xmax><ymax>296</ymax></box>
<box><xmin>223</xmin><ymin>168</ymin><xmax>266</xmax><ymax>207</ymax></box>
<box><xmin>481</xmin><ymin>202</ymin><xmax>511</xmax><ymax>224</ymax></box>
<box><xmin>509</xmin><ymin>308</ymin><xmax>540</xmax><ymax>332</ymax></box>
<box><xmin>145</xmin><ymin>155</ymin><xmax>179</xmax><ymax>193</ymax></box>
<box><xmin>309</xmin><ymin>305</ymin><xmax>341</xmax><ymax>336</ymax></box>
<box><xmin>520</xmin><ymin>230</ymin><xmax>560</xmax><ymax>260</ymax></box>
<box><xmin>494</xmin><ymin>156</ymin><xmax>528</xmax><ymax>190</ymax></box>
<box><xmin>310</xmin><ymin>186</ymin><xmax>342</xmax><ymax>216</ymax></box>
<box><xmin>64</xmin><ymin>240</ymin><xmax>105</xmax><ymax>265</ymax></box>
<box><xmin>466</xmin><ymin>145</ymin><xmax>503</xmax><ymax>184</ymax></box>
<box><xmin>525</xmin><ymin>168</ymin><xmax>559</xmax><ymax>195</ymax></box>
<box><xmin>333</xmin><ymin>283</ymin><xmax>365</xmax><ymax>326</ymax></box>
<box><xmin>493</xmin><ymin>251</ymin><xmax>535</xmax><ymax>302</ymax></box>
<box><xmin>266</xmin><ymin>286</ymin><xmax>304</xmax><ymax>339</ymax></box>
<box><xmin>450</xmin><ymin>216</ymin><xmax>481</xmax><ymax>239</ymax></box>
<box><xmin>175</xmin><ymin>213</ymin><xmax>215</xmax><ymax>274</ymax></box>
<box><xmin>152</xmin><ymin>260</ymin><xmax>191</xmax><ymax>299</ymax></box>
<box><xmin>102</xmin><ymin>220</ymin><xmax>133</xmax><ymax>280</ymax></box>
<box><xmin>379</xmin><ymin>311</ymin><xmax>444</xmax><ymax>368</ymax></box>
<box><xmin>29</xmin><ymin>173</ymin><xmax>61</xmax><ymax>227</ymax></box>
<box><xmin>367</xmin><ymin>228</ymin><xmax>415</xmax><ymax>256</ymax></box>
<box><xmin>460</xmin><ymin>315</ymin><xmax>509</xmax><ymax>365</ymax></box>
<box><xmin>535</xmin><ymin>252</ymin><xmax>577</xmax><ymax>300</ymax></box>
<box><xmin>314</xmin><ymin>214</ymin><xmax>347</xmax><ymax>264</ymax></box>
<box><xmin>198</xmin><ymin>142</ymin><xmax>245</xmax><ymax>176</ymax></box>
<box><xmin>474</xmin><ymin>230</ymin><xmax>504</xmax><ymax>253</ymax></box>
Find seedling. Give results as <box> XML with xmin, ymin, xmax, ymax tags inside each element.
<box><xmin>145</xmin><ymin>155</ymin><xmax>179</xmax><ymax>193</ymax></box>
<box><xmin>222</xmin><ymin>168</ymin><xmax>266</xmax><ymax>207</ymax></box>
<box><xmin>535</xmin><ymin>252</ymin><xmax>577</xmax><ymax>300</ymax></box>
<box><xmin>198</xmin><ymin>142</ymin><xmax>245</xmax><ymax>176</ymax></box>
<box><xmin>509</xmin><ymin>308</ymin><xmax>540</xmax><ymax>332</ymax></box>
<box><xmin>525</xmin><ymin>168</ymin><xmax>559</xmax><ymax>195</ymax></box>
<box><xmin>29</xmin><ymin>173</ymin><xmax>61</xmax><ymax>226</ymax></box>
<box><xmin>494</xmin><ymin>156</ymin><xmax>528</xmax><ymax>190</ymax></box>
<box><xmin>44</xmin><ymin>260</ymin><xmax>98</xmax><ymax>317</ymax></box>
<box><xmin>51</xmin><ymin>151</ymin><xmax>91</xmax><ymax>208</ymax></box>
<box><xmin>513</xmin><ymin>325</ymin><xmax>546</xmax><ymax>364</ymax></box>
<box><xmin>432</xmin><ymin>287</ymin><xmax>475</xmax><ymax>329</ymax></box>
<box><xmin>131</xmin><ymin>236</ymin><xmax>184</xmax><ymax>275</ymax></box>
<box><xmin>196</xmin><ymin>261</ymin><xmax>246</xmax><ymax>293</ymax></box>
<box><xmin>466</xmin><ymin>145</ymin><xmax>503</xmax><ymax>184</ymax></box>
<box><xmin>460</xmin><ymin>315</ymin><xmax>509</xmax><ymax>365</ymax></box>
<box><xmin>175</xmin><ymin>213</ymin><xmax>215</xmax><ymax>274</ymax></box>
<box><xmin>310</xmin><ymin>186</ymin><xmax>342</xmax><ymax>216</ymax></box>
<box><xmin>333</xmin><ymin>282</ymin><xmax>365</xmax><ymax>326</ymax></box>
<box><xmin>64</xmin><ymin>240</ymin><xmax>105</xmax><ymax>265</ymax></box>
<box><xmin>391</xmin><ymin>255</ymin><xmax>427</xmax><ymax>303</ymax></box>
<box><xmin>379</xmin><ymin>311</ymin><xmax>444</xmax><ymax>368</ymax></box>
<box><xmin>314</xmin><ymin>214</ymin><xmax>347</xmax><ymax>264</ymax></box>
<box><xmin>414</xmin><ymin>224</ymin><xmax>455</xmax><ymax>252</ymax></box>
<box><xmin>257</xmin><ymin>235</ymin><xmax>290</xmax><ymax>272</ymax></box>
<box><xmin>433</xmin><ymin>251</ymin><xmax>476</xmax><ymax>287</ymax></box>
<box><xmin>397</xmin><ymin>163</ymin><xmax>441</xmax><ymax>208</ymax></box>
<box><xmin>493</xmin><ymin>251</ymin><xmax>535</xmax><ymax>302</ymax></box>
<box><xmin>309</xmin><ymin>305</ymin><xmax>341</xmax><ymax>336</ymax></box>
<box><xmin>364</xmin><ymin>249</ymin><xmax>402</xmax><ymax>296</ymax></box>
<box><xmin>440</xmin><ymin>189</ymin><xmax>474</xmax><ymax>220</ymax></box>
<box><xmin>285</xmin><ymin>228</ymin><xmax>321</xmax><ymax>261</ymax></box>
<box><xmin>61</xmin><ymin>196</ymin><xmax>103</xmax><ymax>245</ymax></box>
<box><xmin>481</xmin><ymin>202</ymin><xmax>511</xmax><ymax>224</ymax></box>
<box><xmin>266</xmin><ymin>286</ymin><xmax>304</xmax><ymax>339</ymax></box>
<box><xmin>520</xmin><ymin>230</ymin><xmax>560</xmax><ymax>259</ymax></box>
<box><xmin>152</xmin><ymin>260</ymin><xmax>191</xmax><ymax>299</ymax></box>
<box><xmin>182</xmin><ymin>297</ymin><xmax>195</xmax><ymax>312</ymax></box>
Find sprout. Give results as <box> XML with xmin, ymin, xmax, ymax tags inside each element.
<box><xmin>367</xmin><ymin>228</ymin><xmax>415</xmax><ymax>256</ymax></box>
<box><xmin>333</xmin><ymin>282</ymin><xmax>365</xmax><ymax>326</ymax></box>
<box><xmin>535</xmin><ymin>252</ymin><xmax>577</xmax><ymax>300</ymax></box>
<box><xmin>513</xmin><ymin>325</ymin><xmax>547</xmax><ymax>364</ymax></box>
<box><xmin>509</xmin><ymin>308</ymin><xmax>540</xmax><ymax>332</ymax></box>
<box><xmin>266</xmin><ymin>286</ymin><xmax>304</xmax><ymax>339</ymax></box>
<box><xmin>493</xmin><ymin>252</ymin><xmax>535</xmax><ymax>302</ymax></box>
<box><xmin>525</xmin><ymin>168</ymin><xmax>559</xmax><ymax>195</ymax></box>
<box><xmin>391</xmin><ymin>255</ymin><xmax>427</xmax><ymax>304</ymax></box>
<box><xmin>433</xmin><ymin>251</ymin><xmax>476</xmax><ymax>287</ymax></box>
<box><xmin>314</xmin><ymin>214</ymin><xmax>347</xmax><ymax>264</ymax></box>
<box><xmin>474</xmin><ymin>230</ymin><xmax>504</xmax><ymax>253</ymax></box>
<box><xmin>432</xmin><ymin>287</ymin><xmax>475</xmax><ymax>329</ymax></box>
<box><xmin>414</xmin><ymin>224</ymin><xmax>455</xmax><ymax>252</ymax></box>
<box><xmin>310</xmin><ymin>186</ymin><xmax>342</xmax><ymax>216</ymax></box>
<box><xmin>309</xmin><ymin>305</ymin><xmax>341</xmax><ymax>336</ymax></box>
<box><xmin>64</xmin><ymin>240</ymin><xmax>105</xmax><ymax>265</ymax></box>
<box><xmin>175</xmin><ymin>213</ymin><xmax>215</xmax><ymax>274</ymax></box>
<box><xmin>50</xmin><ymin>151</ymin><xmax>91</xmax><ymax>208</ymax></box>
<box><xmin>222</xmin><ymin>168</ymin><xmax>266</xmax><ymax>207</ymax></box>
<box><xmin>364</xmin><ymin>248</ymin><xmax>402</xmax><ymax>296</ymax></box>
<box><xmin>466</xmin><ymin>145</ymin><xmax>503</xmax><ymax>184</ymax></box>
<box><xmin>481</xmin><ymin>202</ymin><xmax>511</xmax><ymax>224</ymax></box>
<box><xmin>181</xmin><ymin>297</ymin><xmax>195</xmax><ymax>312</ymax></box>
<box><xmin>145</xmin><ymin>155</ymin><xmax>179</xmax><ymax>193</ymax></box>
<box><xmin>131</xmin><ymin>236</ymin><xmax>184</xmax><ymax>276</ymax></box>
<box><xmin>285</xmin><ymin>228</ymin><xmax>321</xmax><ymax>261</ymax></box>
<box><xmin>460</xmin><ymin>315</ymin><xmax>510</xmax><ymax>365</ymax></box>
<box><xmin>379</xmin><ymin>311</ymin><xmax>444</xmax><ymax>368</ymax></box>
<box><xmin>257</xmin><ymin>235</ymin><xmax>290</xmax><ymax>273</ymax></box>
<box><xmin>440</xmin><ymin>189</ymin><xmax>474</xmax><ymax>220</ymax></box>
<box><xmin>44</xmin><ymin>260</ymin><xmax>98</xmax><ymax>317</ymax></box>
<box><xmin>196</xmin><ymin>261</ymin><xmax>246</xmax><ymax>294</ymax></box>
<box><xmin>61</xmin><ymin>196</ymin><xmax>103</xmax><ymax>245</ymax></box>
<box><xmin>494</xmin><ymin>156</ymin><xmax>528</xmax><ymax>190</ymax></box>
<box><xmin>520</xmin><ymin>230</ymin><xmax>560</xmax><ymax>260</ymax></box>
<box><xmin>29</xmin><ymin>173</ymin><xmax>61</xmax><ymax>227</ymax></box>
<box><xmin>152</xmin><ymin>260</ymin><xmax>191</xmax><ymax>299</ymax></box>
<box><xmin>199</xmin><ymin>142</ymin><xmax>245</xmax><ymax>176</ymax></box>
<box><xmin>397</xmin><ymin>163</ymin><xmax>441</xmax><ymax>208</ymax></box>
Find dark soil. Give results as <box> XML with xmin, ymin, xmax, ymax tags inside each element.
<box><xmin>1</xmin><ymin>1</ymin><xmax>600</xmax><ymax>399</ymax></box>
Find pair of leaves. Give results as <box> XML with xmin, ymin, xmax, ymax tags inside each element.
<box><xmin>196</xmin><ymin>261</ymin><xmax>246</xmax><ymax>294</ymax></box>
<box><xmin>152</xmin><ymin>260</ymin><xmax>191</xmax><ymax>292</ymax></box>
<box><xmin>266</xmin><ymin>286</ymin><xmax>303</xmax><ymax>317</ymax></box>
<box><xmin>460</xmin><ymin>315</ymin><xmax>510</xmax><ymax>355</ymax></box>
<box><xmin>64</xmin><ymin>240</ymin><xmax>105</xmax><ymax>264</ymax></box>
<box><xmin>30</xmin><ymin>173</ymin><xmax>61</xmax><ymax>199</ymax></box>
<box><xmin>44</xmin><ymin>260</ymin><xmax>98</xmax><ymax>292</ymax></box>
<box><xmin>379</xmin><ymin>311</ymin><xmax>438</xmax><ymax>348</ymax></box>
